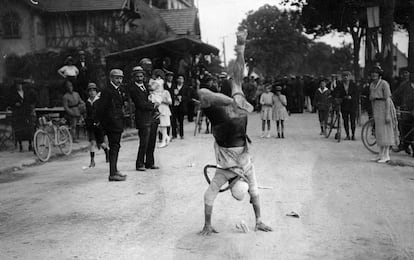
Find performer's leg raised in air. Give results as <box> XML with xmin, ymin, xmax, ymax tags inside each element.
<box><xmin>198</xmin><ymin>29</ymin><xmax>272</xmax><ymax>235</ymax></box>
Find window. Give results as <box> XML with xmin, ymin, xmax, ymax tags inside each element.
<box><xmin>2</xmin><ymin>11</ymin><xmax>21</xmax><ymax>38</ymax></box>
<box><xmin>72</xmin><ymin>16</ymin><xmax>87</xmax><ymax>36</ymax></box>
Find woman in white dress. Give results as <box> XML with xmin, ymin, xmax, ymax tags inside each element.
<box><xmin>272</xmin><ymin>86</ymin><xmax>289</xmax><ymax>138</ymax></box>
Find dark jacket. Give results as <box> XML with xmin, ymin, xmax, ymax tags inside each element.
<box><xmin>314</xmin><ymin>88</ymin><xmax>331</xmax><ymax>111</ymax></box>
<box><xmin>129</xmin><ymin>81</ymin><xmax>156</xmax><ymax>128</ymax></box>
<box><xmin>172</xmin><ymin>84</ymin><xmax>190</xmax><ymax>113</ymax></box>
<box><xmin>96</xmin><ymin>83</ymin><xmax>127</xmax><ymax>133</ymax></box>
<box><xmin>164</xmin><ymin>81</ymin><xmax>175</xmax><ymax>105</ymax></box>
<box><xmin>85</xmin><ymin>95</ymin><xmax>100</xmax><ymax>129</ymax></box>
<box><xmin>335</xmin><ymin>81</ymin><xmax>359</xmax><ymax>112</ymax></box>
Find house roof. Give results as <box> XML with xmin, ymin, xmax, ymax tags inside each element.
<box><xmin>23</xmin><ymin>0</ymin><xmax>129</xmax><ymax>12</ymax></box>
<box><xmin>158</xmin><ymin>8</ymin><xmax>198</xmax><ymax>36</ymax></box>
<box><xmin>105</xmin><ymin>36</ymin><xmax>219</xmax><ymax>60</ymax></box>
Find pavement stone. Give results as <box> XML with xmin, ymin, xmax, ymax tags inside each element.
<box><xmin>0</xmin><ymin>128</ymin><xmax>138</xmax><ymax>175</ymax></box>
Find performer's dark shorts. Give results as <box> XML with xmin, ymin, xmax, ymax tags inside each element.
<box><xmin>87</xmin><ymin>126</ymin><xmax>105</xmax><ymax>144</ymax></box>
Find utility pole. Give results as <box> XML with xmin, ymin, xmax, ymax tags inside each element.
<box><xmin>221</xmin><ymin>36</ymin><xmax>227</xmax><ymax>70</ymax></box>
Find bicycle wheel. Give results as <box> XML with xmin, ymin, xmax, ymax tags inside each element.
<box><xmin>57</xmin><ymin>126</ymin><xmax>73</xmax><ymax>155</ymax></box>
<box><xmin>361</xmin><ymin>118</ymin><xmax>379</xmax><ymax>154</ymax></box>
<box><xmin>34</xmin><ymin>129</ymin><xmax>52</xmax><ymax>162</ymax></box>
<box><xmin>336</xmin><ymin>113</ymin><xmax>342</xmax><ymax>142</ymax></box>
<box><xmin>325</xmin><ymin>110</ymin><xmax>334</xmax><ymax>138</ymax></box>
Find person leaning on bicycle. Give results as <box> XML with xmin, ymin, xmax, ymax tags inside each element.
<box><xmin>392</xmin><ymin>67</ymin><xmax>414</xmax><ymax>154</ymax></box>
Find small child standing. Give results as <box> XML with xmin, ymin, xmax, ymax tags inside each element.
<box><xmin>85</xmin><ymin>83</ymin><xmax>109</xmax><ymax>167</ymax></box>
<box><xmin>272</xmin><ymin>86</ymin><xmax>289</xmax><ymax>138</ymax></box>
<box><xmin>260</xmin><ymin>83</ymin><xmax>274</xmax><ymax>138</ymax></box>
<box><xmin>313</xmin><ymin>79</ymin><xmax>331</xmax><ymax>135</ymax></box>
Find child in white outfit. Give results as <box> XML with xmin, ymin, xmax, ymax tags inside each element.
<box><xmin>272</xmin><ymin>86</ymin><xmax>288</xmax><ymax>138</ymax></box>
<box><xmin>148</xmin><ymin>78</ymin><xmax>172</xmax><ymax>148</ymax></box>
<box><xmin>259</xmin><ymin>84</ymin><xmax>274</xmax><ymax>138</ymax></box>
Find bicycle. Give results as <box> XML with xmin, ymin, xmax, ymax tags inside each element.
<box><xmin>325</xmin><ymin>98</ymin><xmax>342</xmax><ymax>142</ymax></box>
<box><xmin>33</xmin><ymin>115</ymin><xmax>73</xmax><ymax>162</ymax></box>
<box><xmin>361</xmin><ymin>109</ymin><xmax>414</xmax><ymax>155</ymax></box>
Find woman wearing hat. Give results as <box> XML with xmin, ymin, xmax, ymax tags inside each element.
<box><xmin>85</xmin><ymin>83</ymin><xmax>109</xmax><ymax>167</ymax></box>
<box><xmin>58</xmin><ymin>56</ymin><xmax>79</xmax><ymax>81</ymax></box>
<box><xmin>272</xmin><ymin>85</ymin><xmax>289</xmax><ymax>138</ymax></box>
<box><xmin>369</xmin><ymin>66</ymin><xmax>399</xmax><ymax>163</ymax></box>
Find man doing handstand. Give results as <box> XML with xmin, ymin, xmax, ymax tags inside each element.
<box><xmin>198</xmin><ymin>30</ymin><xmax>273</xmax><ymax>235</ymax></box>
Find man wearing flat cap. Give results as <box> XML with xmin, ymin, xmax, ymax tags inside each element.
<box><xmin>96</xmin><ymin>69</ymin><xmax>127</xmax><ymax>181</ymax></box>
<box><xmin>128</xmin><ymin>66</ymin><xmax>160</xmax><ymax>171</ymax></box>
<box><xmin>335</xmin><ymin>71</ymin><xmax>359</xmax><ymax>140</ymax></box>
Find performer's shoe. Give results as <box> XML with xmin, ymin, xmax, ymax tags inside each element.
<box><xmin>351</xmin><ymin>135</ymin><xmax>356</xmax><ymax>140</ymax></box>
<box><xmin>377</xmin><ymin>158</ymin><xmax>390</xmax><ymax>163</ymax></box>
<box><xmin>115</xmin><ymin>171</ymin><xmax>126</xmax><ymax>177</ymax></box>
<box><xmin>158</xmin><ymin>142</ymin><xmax>167</xmax><ymax>148</ymax></box>
<box><xmin>281</xmin><ymin>133</ymin><xmax>285</xmax><ymax>139</ymax></box>
<box><xmin>146</xmin><ymin>165</ymin><xmax>160</xmax><ymax>170</ymax></box>
<box><xmin>345</xmin><ymin>136</ymin><xmax>351</xmax><ymax>140</ymax></box>
<box><xmin>260</xmin><ymin>132</ymin><xmax>265</xmax><ymax>138</ymax></box>
<box><xmin>136</xmin><ymin>166</ymin><xmax>146</xmax><ymax>171</ymax></box>
<box><xmin>266</xmin><ymin>133</ymin><xmax>271</xmax><ymax>138</ymax></box>
<box><xmin>108</xmin><ymin>175</ymin><xmax>126</xmax><ymax>182</ymax></box>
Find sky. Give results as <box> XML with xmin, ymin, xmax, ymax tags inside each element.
<box><xmin>196</xmin><ymin>0</ymin><xmax>409</xmax><ymax>67</ymax></box>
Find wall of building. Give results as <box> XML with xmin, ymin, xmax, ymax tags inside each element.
<box><xmin>0</xmin><ymin>1</ymin><xmax>46</xmax><ymax>82</ymax></box>
<box><xmin>393</xmin><ymin>45</ymin><xmax>408</xmax><ymax>77</ymax></box>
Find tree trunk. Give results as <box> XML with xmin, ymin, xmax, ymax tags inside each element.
<box><xmin>408</xmin><ymin>0</ymin><xmax>414</xmax><ymax>81</ymax></box>
<box><xmin>381</xmin><ymin>0</ymin><xmax>395</xmax><ymax>82</ymax></box>
<box><xmin>351</xmin><ymin>30</ymin><xmax>361</xmax><ymax>80</ymax></box>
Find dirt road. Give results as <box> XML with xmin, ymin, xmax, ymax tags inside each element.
<box><xmin>1</xmin><ymin>113</ymin><xmax>413</xmax><ymax>260</ymax></box>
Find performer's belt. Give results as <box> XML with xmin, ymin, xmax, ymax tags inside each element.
<box><xmin>262</xmin><ymin>104</ymin><xmax>272</xmax><ymax>107</ymax></box>
<box><xmin>374</xmin><ymin>98</ymin><xmax>386</xmax><ymax>101</ymax></box>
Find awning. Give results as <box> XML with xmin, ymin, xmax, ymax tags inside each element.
<box><xmin>105</xmin><ymin>36</ymin><xmax>219</xmax><ymax>61</ymax></box>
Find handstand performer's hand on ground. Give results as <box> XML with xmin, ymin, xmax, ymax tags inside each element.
<box><xmin>255</xmin><ymin>221</ymin><xmax>273</xmax><ymax>232</ymax></box>
<box><xmin>199</xmin><ymin>225</ymin><xmax>219</xmax><ymax>236</ymax></box>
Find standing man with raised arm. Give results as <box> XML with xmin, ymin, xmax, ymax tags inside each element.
<box><xmin>198</xmin><ymin>30</ymin><xmax>272</xmax><ymax>235</ymax></box>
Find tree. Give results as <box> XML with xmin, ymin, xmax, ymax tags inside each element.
<box><xmin>239</xmin><ymin>5</ymin><xmax>311</xmax><ymax>76</ymax></box>
<box><xmin>301</xmin><ymin>42</ymin><xmax>333</xmax><ymax>75</ymax></box>
<box><xmin>290</xmin><ymin>0</ymin><xmax>366</xmax><ymax>79</ymax></box>
<box><xmin>298</xmin><ymin>42</ymin><xmax>353</xmax><ymax>75</ymax></box>
<box><xmin>395</xmin><ymin>0</ymin><xmax>414</xmax><ymax>79</ymax></box>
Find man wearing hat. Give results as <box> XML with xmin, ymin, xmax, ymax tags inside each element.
<box><xmin>96</xmin><ymin>69</ymin><xmax>127</xmax><ymax>181</ymax></box>
<box><xmin>393</xmin><ymin>68</ymin><xmax>414</xmax><ymax>153</ymax></box>
<box><xmin>335</xmin><ymin>71</ymin><xmax>359</xmax><ymax>140</ymax></box>
<box><xmin>128</xmin><ymin>66</ymin><xmax>160</xmax><ymax>171</ymax></box>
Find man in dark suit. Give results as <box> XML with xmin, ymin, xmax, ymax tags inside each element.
<box><xmin>128</xmin><ymin>66</ymin><xmax>160</xmax><ymax>171</ymax></box>
<box><xmin>171</xmin><ymin>75</ymin><xmax>189</xmax><ymax>139</ymax></box>
<box><xmin>96</xmin><ymin>69</ymin><xmax>127</xmax><ymax>181</ymax></box>
<box><xmin>336</xmin><ymin>71</ymin><xmax>359</xmax><ymax>140</ymax></box>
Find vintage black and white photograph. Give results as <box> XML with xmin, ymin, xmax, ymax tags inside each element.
<box><xmin>0</xmin><ymin>0</ymin><xmax>413</xmax><ymax>259</ymax></box>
